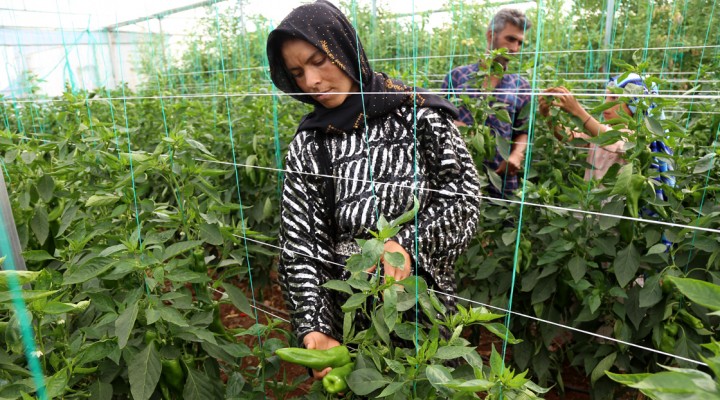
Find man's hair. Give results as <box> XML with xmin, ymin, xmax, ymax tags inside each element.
<box><xmin>487</xmin><ymin>9</ymin><xmax>531</xmax><ymax>34</ymax></box>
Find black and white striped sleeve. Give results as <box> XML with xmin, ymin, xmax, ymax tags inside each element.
<box><xmin>392</xmin><ymin>109</ymin><xmax>482</xmax><ymax>285</ymax></box>
<box><xmin>277</xmin><ymin>131</ymin><xmax>339</xmax><ymax>342</ymax></box>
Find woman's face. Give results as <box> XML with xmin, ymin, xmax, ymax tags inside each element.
<box><xmin>281</xmin><ymin>38</ymin><xmax>358</xmax><ymax>109</ymax></box>
<box><xmin>602</xmin><ymin>91</ymin><xmax>633</xmax><ymax>121</ymax></box>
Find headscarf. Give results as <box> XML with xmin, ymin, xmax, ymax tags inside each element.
<box><xmin>606</xmin><ymin>72</ymin><xmax>648</xmax><ymax>115</ymax></box>
<box><xmin>266</xmin><ymin>0</ymin><xmax>457</xmax><ymax>134</ymax></box>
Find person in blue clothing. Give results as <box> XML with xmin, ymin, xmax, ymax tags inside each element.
<box><xmin>442</xmin><ymin>9</ymin><xmax>532</xmax><ymax>198</ymax></box>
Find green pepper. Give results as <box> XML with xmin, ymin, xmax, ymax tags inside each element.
<box><xmin>161</xmin><ymin>358</ymin><xmax>185</xmax><ymax>393</ymax></box>
<box><xmin>322</xmin><ymin>362</ymin><xmax>354</xmax><ymax>394</ymax></box>
<box><xmin>678</xmin><ymin>309</ymin><xmax>704</xmax><ymax>330</ymax></box>
<box><xmin>144</xmin><ymin>330</ymin><xmax>158</xmax><ymax>345</ymax></box>
<box><xmin>275</xmin><ymin>346</ymin><xmax>351</xmax><ymax>370</ymax></box>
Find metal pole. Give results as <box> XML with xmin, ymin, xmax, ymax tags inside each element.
<box><xmin>604</xmin><ymin>0</ymin><xmax>615</xmax><ymax>48</ymax></box>
<box><xmin>0</xmin><ymin>170</ymin><xmax>27</xmax><ymax>272</ymax></box>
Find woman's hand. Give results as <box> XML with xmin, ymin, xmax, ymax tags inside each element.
<box><xmin>543</xmin><ymin>87</ymin><xmax>584</xmax><ymax>117</ymax></box>
<box><xmin>303</xmin><ymin>332</ymin><xmax>342</xmax><ymax>379</ymax></box>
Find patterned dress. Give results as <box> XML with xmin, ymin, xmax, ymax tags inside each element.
<box><xmin>278</xmin><ymin>105</ymin><xmax>482</xmax><ymax>342</ymax></box>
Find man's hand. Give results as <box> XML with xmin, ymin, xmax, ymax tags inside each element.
<box><xmin>495</xmin><ymin>152</ymin><xmax>523</xmax><ymax>176</ymax></box>
<box><xmin>538</xmin><ymin>95</ymin><xmax>551</xmax><ymax>117</ymax></box>
<box><xmin>303</xmin><ymin>332</ymin><xmax>341</xmax><ymax>380</ymax></box>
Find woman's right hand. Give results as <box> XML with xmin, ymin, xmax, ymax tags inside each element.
<box><xmin>543</xmin><ymin>87</ymin><xmax>584</xmax><ymax>117</ymax></box>
<box><xmin>303</xmin><ymin>331</ymin><xmax>341</xmax><ymax>379</ymax></box>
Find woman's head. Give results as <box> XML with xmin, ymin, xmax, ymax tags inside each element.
<box><xmin>267</xmin><ymin>0</ymin><xmax>369</xmax><ymax>109</ymax></box>
<box><xmin>280</xmin><ymin>37</ymin><xmax>358</xmax><ymax>109</ymax></box>
<box><xmin>603</xmin><ymin>73</ymin><xmax>647</xmax><ymax>120</ymax></box>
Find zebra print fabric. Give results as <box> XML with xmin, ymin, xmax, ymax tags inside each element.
<box><xmin>278</xmin><ymin>105</ymin><xmax>482</xmax><ymax>342</ymax></box>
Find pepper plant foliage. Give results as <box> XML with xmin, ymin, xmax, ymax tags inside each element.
<box><xmin>313</xmin><ymin>203</ymin><xmax>548</xmax><ymax>399</ymax></box>
<box><xmin>454</xmin><ymin>54</ymin><xmax>719</xmax><ymax>399</ymax></box>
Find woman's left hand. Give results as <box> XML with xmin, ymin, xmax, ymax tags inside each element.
<box><xmin>544</xmin><ymin>86</ymin><xmax>584</xmax><ymax>117</ymax></box>
<box><xmin>382</xmin><ymin>240</ymin><xmax>412</xmax><ymax>283</ymax></box>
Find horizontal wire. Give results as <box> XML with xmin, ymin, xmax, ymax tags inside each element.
<box><xmin>230</xmin><ymin>233</ymin><xmax>707</xmax><ymax>366</ymax></box>
<box><xmin>428</xmin><ymin>288</ymin><xmax>708</xmax><ymax>367</ymax></box>
<box><xmin>7</xmin><ymin>90</ymin><xmax>720</xmax><ymax>104</ymax></box>
<box><xmin>196</xmin><ymin>157</ymin><xmax>720</xmax><ymax>235</ymax></box>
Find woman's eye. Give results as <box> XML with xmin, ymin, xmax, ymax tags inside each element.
<box><xmin>313</xmin><ymin>57</ymin><xmax>327</xmax><ymax>66</ymax></box>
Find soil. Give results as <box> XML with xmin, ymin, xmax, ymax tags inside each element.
<box><xmin>219</xmin><ymin>274</ymin><xmax>638</xmax><ymax>399</ymax></box>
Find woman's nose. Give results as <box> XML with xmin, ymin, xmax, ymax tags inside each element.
<box><xmin>304</xmin><ymin>68</ymin><xmax>322</xmax><ymax>89</ymax></box>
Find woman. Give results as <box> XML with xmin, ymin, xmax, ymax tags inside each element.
<box><xmin>538</xmin><ymin>74</ymin><xmax>652</xmax><ymax>181</ymax></box>
<box><xmin>267</xmin><ymin>0</ymin><xmax>481</xmax><ymax>378</ymax></box>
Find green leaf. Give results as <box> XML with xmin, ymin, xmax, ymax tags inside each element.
<box><xmin>389</xmin><ymin>197</ymin><xmax>420</xmax><ymax>227</ymax></box>
<box><xmin>89</xmin><ymin>381</ymin><xmax>113</xmax><ymax>400</ymax></box>
<box><xmin>383</xmin><ymin>288</ymin><xmax>398</xmax><ymax>331</ymax></box>
<box><xmin>222</xmin><ymin>282</ymin><xmax>254</xmax><ymax>317</ymax></box>
<box><xmin>384</xmin><ymin>251</ymin><xmax>405</xmax><ymax>268</ymax></box>
<box><xmin>425</xmin><ymin>364</ymin><xmax>454</xmax><ymax>393</ymax></box>
<box><xmin>591</xmin><ymin>352</ymin><xmax>617</xmax><ymax>385</ymax></box>
<box><xmin>162</xmin><ymin>240</ymin><xmax>203</xmax><ymax>262</ymax></box>
<box><xmin>644</xmin><ymin>116</ymin><xmax>664</xmax><ymax>136</ymax></box>
<box><xmin>376</xmin><ymin>381</ymin><xmax>405</xmax><ymax>398</ymax></box>
<box><xmin>483</xmin><ymin>323</ymin><xmax>520</xmax><ymax>344</ymax></box>
<box><xmin>23</xmin><ymin>250</ymin><xmax>55</xmax><ymax>262</ymax></box>
<box><xmin>63</xmin><ymin>258</ymin><xmax>116</xmax><ymax>285</ymax></box>
<box><xmin>496</xmin><ymin>134</ymin><xmax>511</xmax><ymax>160</ymax></box>
<box><xmin>35</xmin><ymin>300</ymin><xmax>90</xmax><ymax>315</ymax></box>
<box><xmin>611</xmin><ymin>163</ymin><xmax>633</xmax><ymax>196</ymax></box>
<box><xmin>45</xmin><ymin>367</ymin><xmax>69</xmax><ymax>399</ymax></box>
<box><xmin>159</xmin><ymin>306</ymin><xmax>189</xmax><ymax>327</ymax></box>
<box><xmin>37</xmin><ymin>174</ymin><xmax>55</xmax><ymax>202</ymax></box>
<box><xmin>668</xmin><ymin>277</ymin><xmax>720</xmax><ymax>311</ymax></box>
<box><xmin>199</xmin><ymin>223</ymin><xmax>223</xmax><ymax>246</ymax></box>
<box><xmin>0</xmin><ymin>289</ymin><xmax>58</xmax><ymax>303</ymax></box>
<box><xmin>85</xmin><ymin>195</ymin><xmax>120</xmax><ymax>207</ymax></box>
<box><xmin>694</xmin><ymin>154</ymin><xmax>715</xmax><ymax>174</ymax></box>
<box><xmin>342</xmin><ymin>292</ymin><xmax>369</xmax><ymax>312</ymax></box>
<box><xmin>639</xmin><ymin>275</ymin><xmax>662</xmax><ymax>308</ymax></box>
<box><xmin>115</xmin><ymin>301</ymin><xmax>139</xmax><ymax>349</ymax></box>
<box><xmin>568</xmin><ymin>256</ymin><xmax>587</xmax><ymax>283</ymax></box>
<box><xmin>30</xmin><ymin>207</ymin><xmax>49</xmax><ymax>245</ymax></box>
<box><xmin>322</xmin><ymin>279</ymin><xmax>353</xmax><ymax>295</ymax></box>
<box><xmin>371</xmin><ymin>309</ymin><xmax>391</xmax><ymax>345</ymax></box>
<box><xmin>599</xmin><ymin>200</ymin><xmax>624</xmax><ymax>230</ymax></box>
<box><xmin>346</xmin><ymin>368</ymin><xmax>389</xmax><ymax>396</ymax></box>
<box><xmin>0</xmin><ymin>270</ymin><xmax>41</xmax><ymax>289</ymax></box>
<box><xmin>646</xmin><ymin>244</ymin><xmax>668</xmax><ymax>255</ymax></box>
<box><xmin>614</xmin><ymin>243</ymin><xmax>640</xmax><ymax>288</ymax></box>
<box><xmin>76</xmin><ymin>339</ymin><xmax>117</xmax><ymax>365</ymax></box>
<box><xmin>186</xmin><ymin>138</ymin><xmax>214</xmax><ymax>157</ymax></box>
<box><xmin>183</xmin><ymin>367</ymin><xmax>219</xmax><ymax>400</ymax></box>
<box><xmin>128</xmin><ymin>343</ymin><xmax>162</xmax><ymax>400</ymax></box>
<box><xmin>433</xmin><ymin>346</ymin><xmax>475</xmax><ymax>360</ymax></box>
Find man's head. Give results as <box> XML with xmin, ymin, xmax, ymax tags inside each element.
<box><xmin>486</xmin><ymin>9</ymin><xmax>531</xmax><ymax>65</ymax></box>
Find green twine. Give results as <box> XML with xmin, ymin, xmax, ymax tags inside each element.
<box><xmin>349</xmin><ymin>0</ymin><xmax>379</xmax><ymax>223</ymax></box>
<box><xmin>501</xmin><ymin>0</ymin><xmax>545</xmax><ymax>377</ymax></box>
<box><xmin>211</xmin><ymin>6</ymin><xmax>265</xmax><ymax>396</ymax></box>
<box><xmin>0</xmin><ymin>178</ymin><xmax>48</xmax><ymax>400</ymax></box>
<box><xmin>641</xmin><ymin>1</ymin><xmax>655</xmax><ymax>63</ymax></box>
<box><xmin>659</xmin><ymin>0</ymin><xmax>679</xmax><ymax>78</ymax></box>
<box><xmin>144</xmin><ymin>17</ymin><xmax>187</xmax><ymax>229</ymax></box>
<box><xmin>113</xmin><ymin>21</ymin><xmax>146</xmax><ymax>287</ymax></box>
<box><xmin>54</xmin><ymin>0</ymin><xmax>77</xmax><ymax>93</ymax></box>
<box><xmin>683</xmin><ymin>0</ymin><xmax>718</xmax><ymax>271</ymax></box>
<box><xmin>260</xmin><ymin>22</ymin><xmax>284</xmax><ymax>197</ymax></box>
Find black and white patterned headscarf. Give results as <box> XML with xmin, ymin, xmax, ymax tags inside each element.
<box><xmin>267</xmin><ymin>0</ymin><xmax>457</xmax><ymax>134</ymax></box>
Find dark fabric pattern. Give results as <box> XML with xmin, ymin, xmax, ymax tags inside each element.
<box><xmin>277</xmin><ymin>106</ymin><xmax>482</xmax><ymax>342</ymax></box>
<box><xmin>266</xmin><ymin>0</ymin><xmax>457</xmax><ymax>134</ymax></box>
<box><xmin>442</xmin><ymin>63</ymin><xmax>531</xmax><ymax>196</ymax></box>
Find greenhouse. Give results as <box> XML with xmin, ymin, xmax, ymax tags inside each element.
<box><xmin>0</xmin><ymin>0</ymin><xmax>719</xmax><ymax>399</ymax></box>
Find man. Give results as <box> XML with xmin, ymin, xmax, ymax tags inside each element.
<box><xmin>442</xmin><ymin>9</ymin><xmax>532</xmax><ymax>198</ymax></box>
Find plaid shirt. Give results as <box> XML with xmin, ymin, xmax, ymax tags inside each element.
<box><xmin>442</xmin><ymin>63</ymin><xmax>531</xmax><ymax>197</ymax></box>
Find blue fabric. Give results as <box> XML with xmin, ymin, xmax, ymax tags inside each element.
<box><xmin>442</xmin><ymin>63</ymin><xmax>531</xmax><ymax>197</ymax></box>
<box><xmin>607</xmin><ymin>72</ymin><xmax>647</xmax><ymax>115</ymax></box>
